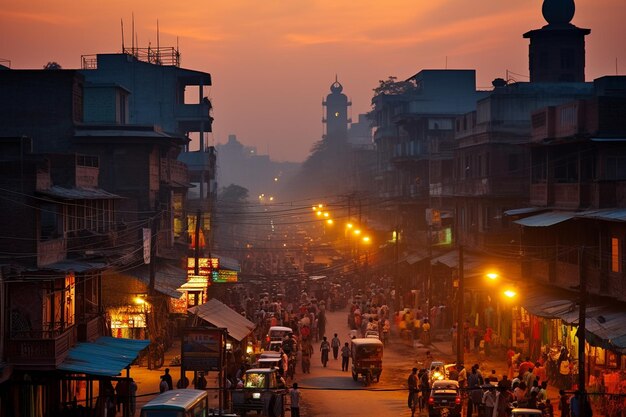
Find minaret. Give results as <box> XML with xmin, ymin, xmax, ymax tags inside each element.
<box><xmin>523</xmin><ymin>0</ymin><xmax>590</xmax><ymax>83</ymax></box>
<box><xmin>322</xmin><ymin>76</ymin><xmax>351</xmax><ymax>143</ymax></box>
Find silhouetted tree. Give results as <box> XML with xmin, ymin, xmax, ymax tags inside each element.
<box><xmin>43</xmin><ymin>62</ymin><xmax>62</xmax><ymax>70</ymax></box>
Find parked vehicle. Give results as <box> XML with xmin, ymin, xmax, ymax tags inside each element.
<box><xmin>428</xmin><ymin>360</ymin><xmax>447</xmax><ymax>384</ymax></box>
<box><xmin>266</xmin><ymin>326</ymin><xmax>293</xmax><ymax>351</ymax></box>
<box><xmin>141</xmin><ymin>389</ymin><xmax>208</xmax><ymax>417</ymax></box>
<box><xmin>351</xmin><ymin>337</ymin><xmax>383</xmax><ymax>385</ymax></box>
<box><xmin>232</xmin><ymin>368</ymin><xmax>286</xmax><ymax>417</ymax></box>
<box><xmin>427</xmin><ymin>380</ymin><xmax>462</xmax><ymax>417</ymax></box>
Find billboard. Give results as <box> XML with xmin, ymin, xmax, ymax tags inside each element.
<box><xmin>181</xmin><ymin>327</ymin><xmax>225</xmax><ymax>371</ymax></box>
<box><xmin>187</xmin><ymin>257</ymin><xmax>219</xmax><ymax>277</ymax></box>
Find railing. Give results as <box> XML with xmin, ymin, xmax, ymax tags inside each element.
<box><xmin>7</xmin><ymin>326</ymin><xmax>77</xmax><ymax>368</ymax></box>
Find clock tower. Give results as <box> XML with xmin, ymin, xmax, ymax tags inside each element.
<box><xmin>322</xmin><ymin>76</ymin><xmax>351</xmax><ymax>143</ymax></box>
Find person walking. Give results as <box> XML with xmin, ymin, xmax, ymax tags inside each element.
<box><xmin>320</xmin><ymin>336</ymin><xmax>330</xmax><ymax>367</ymax></box>
<box><xmin>290</xmin><ymin>383</ymin><xmax>301</xmax><ymax>417</ymax></box>
<box><xmin>331</xmin><ymin>333</ymin><xmax>341</xmax><ymax>360</ymax></box>
<box><xmin>341</xmin><ymin>342</ymin><xmax>350</xmax><ymax>371</ymax></box>
<box><xmin>129</xmin><ymin>378</ymin><xmax>137</xmax><ymax>417</ymax></box>
<box><xmin>408</xmin><ymin>367</ymin><xmax>419</xmax><ymax>417</ymax></box>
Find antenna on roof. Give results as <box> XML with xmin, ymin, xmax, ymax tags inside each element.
<box><xmin>121</xmin><ymin>18</ymin><xmax>125</xmax><ymax>52</ymax></box>
<box><xmin>157</xmin><ymin>19</ymin><xmax>160</xmax><ymax>64</ymax></box>
<box><xmin>131</xmin><ymin>13</ymin><xmax>135</xmax><ymax>55</ymax></box>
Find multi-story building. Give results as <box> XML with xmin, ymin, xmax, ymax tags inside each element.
<box><xmin>0</xmin><ymin>49</ymin><xmax>216</xmax><ymax>415</ymax></box>
<box><xmin>510</xmin><ymin>76</ymin><xmax>626</xmax><ymax>369</ymax></box>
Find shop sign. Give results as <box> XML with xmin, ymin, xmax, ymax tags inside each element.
<box><xmin>211</xmin><ymin>269</ymin><xmax>238</xmax><ymax>283</ymax></box>
<box><xmin>187</xmin><ymin>257</ymin><xmax>219</xmax><ymax>277</ymax></box>
<box><xmin>181</xmin><ymin>327</ymin><xmax>225</xmax><ymax>371</ymax></box>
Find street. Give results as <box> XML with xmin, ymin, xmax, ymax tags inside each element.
<box><xmin>296</xmin><ymin>309</ymin><xmax>434</xmax><ymax>417</ymax></box>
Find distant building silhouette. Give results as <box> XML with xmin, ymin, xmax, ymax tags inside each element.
<box><xmin>322</xmin><ymin>76</ymin><xmax>351</xmax><ymax>143</ymax></box>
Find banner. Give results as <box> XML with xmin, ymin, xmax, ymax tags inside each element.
<box><xmin>143</xmin><ymin>228</ymin><xmax>151</xmax><ymax>264</ymax></box>
<box><xmin>181</xmin><ymin>327</ymin><xmax>225</xmax><ymax>371</ymax></box>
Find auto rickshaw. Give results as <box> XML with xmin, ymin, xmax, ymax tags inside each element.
<box><xmin>351</xmin><ymin>337</ymin><xmax>383</xmax><ymax>385</ymax></box>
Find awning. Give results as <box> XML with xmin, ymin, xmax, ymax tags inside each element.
<box><xmin>504</xmin><ymin>207</ymin><xmax>546</xmax><ymax>216</ymax></box>
<box><xmin>514</xmin><ymin>211</ymin><xmax>576</xmax><ymax>227</ymax></box>
<box><xmin>431</xmin><ymin>250</ymin><xmax>480</xmax><ymax>270</ymax></box>
<box><xmin>518</xmin><ymin>290</ymin><xmax>626</xmax><ymax>354</ymax></box>
<box><xmin>591</xmin><ymin>138</ymin><xmax>626</xmax><ymax>142</ymax></box>
<box><xmin>58</xmin><ymin>336</ymin><xmax>149</xmax><ymax>376</ymax></box>
<box><xmin>27</xmin><ymin>260</ymin><xmax>107</xmax><ymax>274</ymax></box>
<box><xmin>128</xmin><ymin>263</ymin><xmax>186</xmax><ymax>298</ymax></box>
<box><xmin>576</xmin><ymin>209</ymin><xmax>626</xmax><ymax>222</ymax></box>
<box><xmin>188</xmin><ymin>298</ymin><xmax>255</xmax><ymax>341</ymax></box>
<box><xmin>518</xmin><ymin>291</ymin><xmax>576</xmax><ymax>319</ymax></box>
<box><xmin>401</xmin><ymin>250</ymin><xmax>429</xmax><ymax>265</ymax></box>
<box><xmin>38</xmin><ymin>186</ymin><xmax>123</xmax><ymax>200</ymax></box>
<box><xmin>213</xmin><ymin>253</ymin><xmax>241</xmax><ymax>272</ymax></box>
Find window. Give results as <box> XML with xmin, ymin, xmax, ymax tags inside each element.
<box><xmin>611</xmin><ymin>237</ymin><xmax>621</xmax><ymax>273</ymax></box>
<box><xmin>40</xmin><ymin>203</ymin><xmax>62</xmax><ymax>240</ymax></box>
<box><xmin>606</xmin><ymin>156</ymin><xmax>626</xmax><ymax>180</ymax></box>
<box><xmin>508</xmin><ymin>154</ymin><xmax>519</xmax><ymax>174</ymax></box>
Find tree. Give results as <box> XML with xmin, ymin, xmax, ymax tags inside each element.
<box><xmin>43</xmin><ymin>62</ymin><xmax>62</xmax><ymax>70</ymax></box>
<box><xmin>372</xmin><ymin>76</ymin><xmax>416</xmax><ymax>95</ymax></box>
<box><xmin>219</xmin><ymin>184</ymin><xmax>249</xmax><ymax>203</ymax></box>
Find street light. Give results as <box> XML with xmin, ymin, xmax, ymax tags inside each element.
<box><xmin>503</xmin><ymin>289</ymin><xmax>517</xmax><ymax>299</ymax></box>
<box><xmin>486</xmin><ymin>272</ymin><xmax>499</xmax><ymax>281</ymax></box>
<box><xmin>326</xmin><ymin>219</ymin><xmax>333</xmax><ymax>225</ymax></box>
<box><xmin>353</xmin><ymin>229</ymin><xmax>361</xmax><ymax>236</ymax></box>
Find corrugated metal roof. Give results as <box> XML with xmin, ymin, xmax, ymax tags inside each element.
<box><xmin>188</xmin><ymin>298</ymin><xmax>255</xmax><ymax>342</ymax></box>
<box><xmin>40</xmin><ymin>260</ymin><xmax>107</xmax><ymax>273</ymax></box>
<box><xmin>576</xmin><ymin>209</ymin><xmax>626</xmax><ymax>222</ymax></box>
<box><xmin>142</xmin><ymin>389</ymin><xmax>207</xmax><ymax>410</ymax></box>
<box><xmin>57</xmin><ymin>336</ymin><xmax>149</xmax><ymax>376</ymax></box>
<box><xmin>514</xmin><ymin>211</ymin><xmax>575</xmax><ymax>227</ymax></box>
<box><xmin>128</xmin><ymin>264</ymin><xmax>186</xmax><ymax>299</ymax></box>
<box><xmin>38</xmin><ymin>186</ymin><xmax>123</xmax><ymax>200</ymax></box>
<box><xmin>504</xmin><ymin>207</ymin><xmax>546</xmax><ymax>216</ymax></box>
<box><xmin>214</xmin><ymin>253</ymin><xmax>241</xmax><ymax>272</ymax></box>
<box><xmin>431</xmin><ymin>250</ymin><xmax>480</xmax><ymax>269</ymax></box>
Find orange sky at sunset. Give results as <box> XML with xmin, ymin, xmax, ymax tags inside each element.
<box><xmin>1</xmin><ymin>0</ymin><xmax>624</xmax><ymax>161</ymax></box>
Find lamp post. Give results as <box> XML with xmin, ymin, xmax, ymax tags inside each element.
<box><xmin>456</xmin><ymin>245</ymin><xmax>464</xmax><ymax>366</ymax></box>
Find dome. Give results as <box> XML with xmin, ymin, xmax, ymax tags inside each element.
<box><xmin>542</xmin><ymin>0</ymin><xmax>575</xmax><ymax>25</ymax></box>
<box><xmin>330</xmin><ymin>81</ymin><xmax>343</xmax><ymax>94</ymax></box>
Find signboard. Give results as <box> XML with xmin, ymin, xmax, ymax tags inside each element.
<box><xmin>425</xmin><ymin>208</ymin><xmax>441</xmax><ymax>227</ymax></box>
<box><xmin>211</xmin><ymin>269</ymin><xmax>238</xmax><ymax>283</ymax></box>
<box><xmin>181</xmin><ymin>327</ymin><xmax>225</xmax><ymax>371</ymax></box>
<box><xmin>186</xmin><ymin>257</ymin><xmax>219</xmax><ymax>277</ymax></box>
<box><xmin>143</xmin><ymin>228</ymin><xmax>151</xmax><ymax>264</ymax></box>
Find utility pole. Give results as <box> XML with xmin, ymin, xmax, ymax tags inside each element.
<box><xmin>148</xmin><ymin>209</ymin><xmax>159</xmax><ymax>293</ymax></box>
<box><xmin>194</xmin><ymin>209</ymin><xmax>202</xmax><ymax>276</ymax></box>
<box><xmin>394</xmin><ymin>225</ymin><xmax>400</xmax><ymax>306</ymax></box>
<box><xmin>578</xmin><ymin>246</ymin><xmax>588</xmax><ymax>416</ymax></box>
<box><xmin>456</xmin><ymin>244</ymin><xmax>464</xmax><ymax>366</ymax></box>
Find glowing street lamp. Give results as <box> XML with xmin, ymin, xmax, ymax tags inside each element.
<box><xmin>316</xmin><ymin>211</ymin><xmax>323</xmax><ymax>216</ymax></box>
<box><xmin>362</xmin><ymin>236</ymin><xmax>371</xmax><ymax>244</ymax></box>
<box><xmin>486</xmin><ymin>272</ymin><xmax>499</xmax><ymax>281</ymax></box>
<box><xmin>326</xmin><ymin>219</ymin><xmax>334</xmax><ymax>225</ymax></box>
<box><xmin>353</xmin><ymin>229</ymin><xmax>362</xmax><ymax>236</ymax></box>
<box><xmin>503</xmin><ymin>289</ymin><xmax>517</xmax><ymax>299</ymax></box>
<box><xmin>346</xmin><ymin>223</ymin><xmax>353</xmax><ymax>229</ymax></box>
<box><xmin>323</xmin><ymin>212</ymin><xmax>330</xmax><ymax>218</ymax></box>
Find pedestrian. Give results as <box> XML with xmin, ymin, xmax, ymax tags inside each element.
<box><xmin>115</xmin><ymin>378</ymin><xmax>129</xmax><ymax>413</ymax></box>
<box><xmin>193</xmin><ymin>372</ymin><xmax>207</xmax><ymax>390</ymax></box>
<box><xmin>558</xmin><ymin>390</ymin><xmax>570</xmax><ymax>417</ymax></box>
<box><xmin>331</xmin><ymin>333</ymin><xmax>341</xmax><ymax>360</ymax></box>
<box><xmin>301</xmin><ymin>340</ymin><xmax>313</xmax><ymax>373</ymax></box>
<box><xmin>320</xmin><ymin>336</ymin><xmax>330</xmax><ymax>367</ymax></box>
<box><xmin>129</xmin><ymin>378</ymin><xmax>137</xmax><ymax>417</ymax></box>
<box><xmin>161</xmin><ymin>368</ymin><xmax>174</xmax><ymax>391</ymax></box>
<box><xmin>290</xmin><ymin>383</ymin><xmax>301</xmax><ymax>417</ymax></box>
<box><xmin>159</xmin><ymin>376</ymin><xmax>169</xmax><ymax>393</ymax></box>
<box><xmin>176</xmin><ymin>374</ymin><xmax>190</xmax><ymax>389</ymax></box>
<box><xmin>483</xmin><ymin>386</ymin><xmax>497</xmax><ymax>417</ymax></box>
<box><xmin>408</xmin><ymin>367</ymin><xmax>419</xmax><ymax>417</ymax></box>
<box><xmin>341</xmin><ymin>342</ymin><xmax>350</xmax><ymax>371</ymax></box>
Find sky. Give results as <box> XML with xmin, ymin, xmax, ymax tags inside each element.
<box><xmin>1</xmin><ymin>0</ymin><xmax>625</xmax><ymax>162</ymax></box>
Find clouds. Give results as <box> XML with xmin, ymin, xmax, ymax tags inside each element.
<box><xmin>0</xmin><ymin>0</ymin><xmax>624</xmax><ymax>160</ymax></box>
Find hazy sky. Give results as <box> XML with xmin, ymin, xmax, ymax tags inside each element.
<box><xmin>1</xmin><ymin>0</ymin><xmax>624</xmax><ymax>161</ymax></box>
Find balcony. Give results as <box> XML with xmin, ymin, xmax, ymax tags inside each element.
<box><xmin>37</xmin><ymin>238</ymin><xmax>67</xmax><ymax>267</ymax></box>
<box><xmin>77</xmin><ymin>315</ymin><xmax>105</xmax><ymax>342</ymax></box>
<box><xmin>453</xmin><ymin>177</ymin><xmax>528</xmax><ymax>197</ymax></box>
<box><xmin>7</xmin><ymin>326</ymin><xmax>77</xmax><ymax>370</ymax></box>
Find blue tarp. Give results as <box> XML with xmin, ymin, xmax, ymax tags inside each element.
<box><xmin>58</xmin><ymin>336</ymin><xmax>150</xmax><ymax>376</ymax></box>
